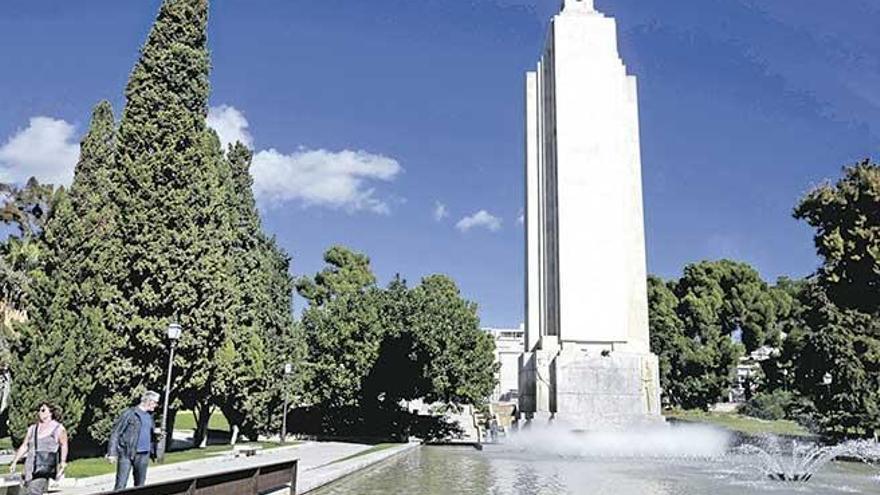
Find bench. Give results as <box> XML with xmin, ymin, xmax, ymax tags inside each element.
<box><xmin>94</xmin><ymin>459</ymin><xmax>297</xmax><ymax>495</ymax></box>
<box><xmin>0</xmin><ymin>477</ymin><xmax>21</xmax><ymax>495</ymax></box>
<box><xmin>233</xmin><ymin>445</ymin><xmax>263</xmax><ymax>457</ymax></box>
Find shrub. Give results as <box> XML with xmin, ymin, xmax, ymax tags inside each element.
<box><xmin>738</xmin><ymin>390</ymin><xmax>795</xmax><ymax>421</ymax></box>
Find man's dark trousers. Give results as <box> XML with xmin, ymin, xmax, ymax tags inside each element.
<box><xmin>114</xmin><ymin>453</ymin><xmax>150</xmax><ymax>490</ymax></box>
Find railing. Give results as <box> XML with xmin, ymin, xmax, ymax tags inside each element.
<box><xmin>94</xmin><ymin>459</ymin><xmax>297</xmax><ymax>495</ymax></box>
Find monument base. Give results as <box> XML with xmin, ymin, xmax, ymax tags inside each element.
<box><xmin>519</xmin><ymin>344</ymin><xmax>663</xmax><ymax>431</ymax></box>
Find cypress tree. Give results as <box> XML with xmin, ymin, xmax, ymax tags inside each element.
<box><xmin>112</xmin><ymin>0</ymin><xmax>236</xmax><ymax>443</ymax></box>
<box><xmin>13</xmin><ymin>0</ymin><xmax>303</xmax><ymax>446</ymax></box>
<box><xmin>215</xmin><ymin>143</ymin><xmax>300</xmax><ymax>438</ymax></box>
<box><xmin>10</xmin><ymin>101</ymin><xmax>127</xmax><ymax>445</ymax></box>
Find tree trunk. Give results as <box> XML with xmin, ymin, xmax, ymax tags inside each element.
<box><xmin>164</xmin><ymin>409</ymin><xmax>178</xmax><ymax>452</ymax></box>
<box><xmin>230</xmin><ymin>425</ymin><xmax>239</xmax><ymax>446</ymax></box>
<box><xmin>193</xmin><ymin>402</ymin><xmax>212</xmax><ymax>449</ymax></box>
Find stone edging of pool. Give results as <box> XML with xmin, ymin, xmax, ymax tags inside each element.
<box><xmin>292</xmin><ymin>442</ymin><xmax>421</xmax><ymax>494</ymax></box>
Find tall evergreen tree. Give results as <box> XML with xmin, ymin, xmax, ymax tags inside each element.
<box><xmin>12</xmin><ymin>0</ymin><xmax>302</xmax><ymax>446</ymax></box>
<box><xmin>647</xmin><ymin>276</ymin><xmax>686</xmax><ymax>405</ymax></box>
<box><xmin>9</xmin><ymin>102</ymin><xmax>127</xmax><ymax>444</ymax></box>
<box><xmin>214</xmin><ymin>143</ymin><xmax>301</xmax><ymax>439</ymax></box>
<box><xmin>112</xmin><ymin>0</ymin><xmax>236</xmax><ymax>444</ymax></box>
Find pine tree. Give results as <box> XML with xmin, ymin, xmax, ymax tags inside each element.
<box><xmin>297</xmin><ymin>246</ymin><xmax>384</xmax><ymax>413</ymax></box>
<box><xmin>646</xmin><ymin>260</ymin><xmax>785</xmax><ymax>410</ymax></box>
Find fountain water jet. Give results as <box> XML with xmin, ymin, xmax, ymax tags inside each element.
<box><xmin>501</xmin><ymin>421</ymin><xmax>880</xmax><ymax>485</ymax></box>
<box><xmin>733</xmin><ymin>438</ymin><xmax>880</xmax><ymax>482</ymax></box>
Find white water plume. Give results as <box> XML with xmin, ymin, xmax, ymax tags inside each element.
<box><xmin>502</xmin><ymin>423</ymin><xmax>731</xmax><ymax>459</ymax></box>
<box><xmin>733</xmin><ymin>438</ymin><xmax>880</xmax><ymax>482</ymax></box>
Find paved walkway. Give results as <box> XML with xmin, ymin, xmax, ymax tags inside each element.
<box><xmin>56</xmin><ymin>441</ymin><xmax>419</xmax><ymax>495</ymax></box>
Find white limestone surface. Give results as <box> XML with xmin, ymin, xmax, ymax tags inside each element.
<box><xmin>520</xmin><ymin>0</ymin><xmax>662</xmax><ymax>429</ymax></box>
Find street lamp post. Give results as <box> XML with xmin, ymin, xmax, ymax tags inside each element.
<box><xmin>281</xmin><ymin>362</ymin><xmax>293</xmax><ymax>443</ymax></box>
<box><xmin>158</xmin><ymin>321</ymin><xmax>182</xmax><ymax>463</ymax></box>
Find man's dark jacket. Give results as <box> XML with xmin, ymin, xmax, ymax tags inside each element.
<box><xmin>107</xmin><ymin>407</ymin><xmax>157</xmax><ymax>460</ymax></box>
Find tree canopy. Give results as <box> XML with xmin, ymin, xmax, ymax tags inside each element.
<box><xmin>297</xmin><ymin>246</ymin><xmax>496</xmax><ymax>436</ymax></box>
<box><xmin>790</xmin><ymin>160</ymin><xmax>880</xmax><ymax>438</ymax></box>
<box><xmin>9</xmin><ymin>0</ymin><xmax>298</xmax><ymax>447</ymax></box>
<box><xmin>648</xmin><ymin>260</ymin><xmax>787</xmax><ymax>410</ymax></box>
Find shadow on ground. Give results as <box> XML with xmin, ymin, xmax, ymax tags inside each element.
<box><xmin>287</xmin><ymin>405</ymin><xmax>463</xmax><ymax>443</ymax></box>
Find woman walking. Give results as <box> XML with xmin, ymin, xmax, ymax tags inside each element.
<box><xmin>9</xmin><ymin>403</ymin><xmax>69</xmax><ymax>495</ymax></box>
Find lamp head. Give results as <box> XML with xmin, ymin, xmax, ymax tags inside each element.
<box><xmin>167</xmin><ymin>322</ymin><xmax>182</xmax><ymax>341</ymax></box>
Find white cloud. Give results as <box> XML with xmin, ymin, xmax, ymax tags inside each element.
<box><xmin>207</xmin><ymin>105</ymin><xmax>253</xmax><ymax>149</ymax></box>
<box><xmin>456</xmin><ymin>210</ymin><xmax>502</xmax><ymax>233</ymax></box>
<box><xmin>434</xmin><ymin>202</ymin><xmax>449</xmax><ymax>221</ymax></box>
<box><xmin>251</xmin><ymin>148</ymin><xmax>402</xmax><ymax>214</ymax></box>
<box><xmin>0</xmin><ymin>117</ymin><xmax>79</xmax><ymax>185</ymax></box>
<box><xmin>211</xmin><ymin>103</ymin><xmax>403</xmax><ymax>214</ymax></box>
<box><xmin>517</xmin><ymin>208</ymin><xmax>525</xmax><ymax>225</ymax></box>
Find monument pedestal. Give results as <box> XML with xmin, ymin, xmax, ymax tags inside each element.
<box><xmin>519</xmin><ymin>343</ymin><xmax>662</xmax><ymax>431</ymax></box>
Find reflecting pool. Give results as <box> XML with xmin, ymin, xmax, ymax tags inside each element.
<box><xmin>312</xmin><ymin>427</ymin><xmax>880</xmax><ymax>495</ymax></box>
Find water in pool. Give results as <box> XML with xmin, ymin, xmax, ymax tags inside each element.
<box><xmin>311</xmin><ymin>425</ymin><xmax>880</xmax><ymax>494</ymax></box>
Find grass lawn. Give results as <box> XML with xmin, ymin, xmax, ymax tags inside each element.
<box><xmin>173</xmin><ymin>411</ymin><xmax>230</xmax><ymax>432</ymax></box>
<box><xmin>329</xmin><ymin>443</ymin><xmax>398</xmax><ymax>465</ymax></box>
<box><xmin>63</xmin><ymin>442</ymin><xmax>285</xmax><ymax>478</ymax></box>
<box><xmin>664</xmin><ymin>409</ymin><xmax>813</xmax><ymax>437</ymax></box>
<box><xmin>0</xmin><ymin>436</ymin><xmax>12</xmax><ymax>451</ymax></box>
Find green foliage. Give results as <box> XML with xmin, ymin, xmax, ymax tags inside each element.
<box><xmin>9</xmin><ymin>102</ymin><xmax>126</xmax><ymax>443</ymax></box>
<box><xmin>791</xmin><ymin>282</ymin><xmax>880</xmax><ymax>438</ymax></box>
<box><xmin>297</xmin><ymin>247</ymin><xmax>497</xmax><ymax>436</ymax></box>
<box><xmin>648</xmin><ymin>260</ymin><xmax>787</xmax><ymax>410</ymax></box>
<box><xmin>0</xmin><ymin>178</ymin><xmax>57</xmax><ymax>240</ymax></box>
<box><xmin>676</xmin><ymin>260</ymin><xmax>780</xmax><ymax>352</ymax></box>
<box><xmin>647</xmin><ymin>276</ymin><xmax>683</xmax><ymax>402</ymax></box>
<box><xmin>759</xmin><ymin>277</ymin><xmax>808</xmax><ymax>393</ymax></box>
<box><xmin>648</xmin><ymin>273</ymin><xmax>741</xmax><ymax>410</ymax></box>
<box><xmin>213</xmin><ymin>143</ymin><xmax>302</xmax><ymax>438</ymax></box>
<box><xmin>791</xmin><ymin>161</ymin><xmax>880</xmax><ymax>439</ymax></box>
<box><xmin>10</xmin><ymin>0</ymin><xmax>299</xmax><ymax>448</ymax></box>
<box><xmin>794</xmin><ymin>160</ymin><xmax>880</xmax><ymax>314</ymax></box>
<box><xmin>738</xmin><ymin>389</ymin><xmax>795</xmax><ymax>421</ymax></box>
<box><xmin>0</xmin><ymin>179</ymin><xmax>60</xmax><ymax>370</ymax></box>
<box><xmin>406</xmin><ymin>275</ymin><xmax>497</xmax><ymax>406</ymax></box>
<box><xmin>297</xmin><ymin>246</ymin><xmax>384</xmax><ymax>409</ymax></box>
<box><xmin>108</xmin><ymin>0</ymin><xmax>240</xmax><ymax>446</ymax></box>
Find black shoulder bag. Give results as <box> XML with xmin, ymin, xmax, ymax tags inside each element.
<box><xmin>32</xmin><ymin>424</ymin><xmax>60</xmax><ymax>479</ymax></box>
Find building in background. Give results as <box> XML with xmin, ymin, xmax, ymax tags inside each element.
<box><xmin>485</xmin><ymin>325</ymin><xmax>524</xmax><ymax>404</ymax></box>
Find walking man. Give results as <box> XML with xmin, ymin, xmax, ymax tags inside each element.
<box><xmin>107</xmin><ymin>391</ymin><xmax>160</xmax><ymax>490</ymax></box>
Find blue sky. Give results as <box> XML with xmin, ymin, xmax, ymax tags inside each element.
<box><xmin>0</xmin><ymin>0</ymin><xmax>878</xmax><ymax>327</ymax></box>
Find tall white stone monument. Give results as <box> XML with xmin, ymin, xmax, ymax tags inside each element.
<box><xmin>519</xmin><ymin>0</ymin><xmax>662</xmax><ymax>429</ymax></box>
